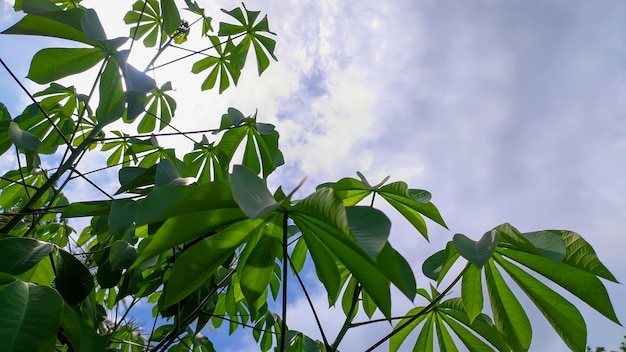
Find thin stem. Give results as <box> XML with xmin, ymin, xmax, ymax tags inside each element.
<box><xmin>142</xmin><ymin>109</ymin><xmax>197</xmax><ymax>143</ymax></box>
<box><xmin>330</xmin><ymin>284</ymin><xmax>362</xmax><ymax>352</ymax></box>
<box><xmin>0</xmin><ymin>123</ymin><xmax>103</xmax><ymax>235</ymax></box>
<box><xmin>93</xmin><ymin>127</ymin><xmax>221</xmax><ymax>142</ymax></box>
<box><xmin>0</xmin><ymin>58</ymin><xmax>72</xmax><ymax>148</ymax></box>
<box><xmin>128</xmin><ymin>0</ymin><xmax>149</xmax><ymax>53</ymax></box>
<box><xmin>143</xmin><ymin>36</ymin><xmax>175</xmax><ymax>73</ymax></box>
<box><xmin>149</xmin><ymin>33</ymin><xmax>246</xmax><ymax>71</ymax></box>
<box><xmin>363</xmin><ymin>263</ymin><xmax>470</xmax><ymax>352</ymax></box>
<box><xmin>149</xmin><ymin>268</ymin><xmax>236</xmax><ymax>352</ymax></box>
<box><xmin>0</xmin><ymin>176</ymin><xmax>39</xmax><ymax>190</ymax></box>
<box><xmin>69</xmin><ymin>167</ymin><xmax>114</xmax><ymax>200</ymax></box>
<box><xmin>112</xmin><ymin>298</ymin><xmax>140</xmax><ymax>333</ymax></box>
<box><xmin>287</xmin><ymin>256</ymin><xmax>330</xmax><ymax>349</ymax></box>
<box><xmin>280</xmin><ymin>213</ymin><xmax>289</xmax><ymax>352</ymax></box>
<box><xmin>14</xmin><ymin>146</ymin><xmax>31</xmax><ymax>199</ymax></box>
<box><xmin>200</xmin><ymin>312</ymin><xmax>277</xmax><ymax>334</ymax></box>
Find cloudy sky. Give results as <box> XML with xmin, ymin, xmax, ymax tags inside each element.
<box><xmin>1</xmin><ymin>0</ymin><xmax>626</xmax><ymax>351</ymax></box>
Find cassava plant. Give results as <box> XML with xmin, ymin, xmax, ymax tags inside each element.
<box><xmin>0</xmin><ymin>1</ymin><xmax>620</xmax><ymax>351</ymax></box>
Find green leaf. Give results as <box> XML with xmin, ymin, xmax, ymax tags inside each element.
<box><xmin>414</xmin><ymin>314</ymin><xmax>435</xmax><ymax>352</ymax></box>
<box><xmin>453</xmin><ymin>230</ymin><xmax>499</xmax><ymax>268</ymax></box>
<box><xmin>163</xmin><ymin>218</ymin><xmax>266</xmax><ymax>307</ymax></box>
<box><xmin>345</xmin><ymin>206</ymin><xmax>390</xmax><ymax>258</ymax></box>
<box><xmin>0</xmin><ymin>237</ymin><xmax>53</xmax><ymax>275</ymax></box>
<box><xmin>134</xmin><ymin>208</ymin><xmax>246</xmax><ymax>266</ymax></box>
<box><xmin>124</xmin><ymin>63</ymin><xmax>157</xmax><ymax>93</ymax></box>
<box><xmin>8</xmin><ymin>121</ymin><xmax>42</xmax><ymax>150</ymax></box>
<box><xmin>96</xmin><ymin>59</ymin><xmax>125</xmax><ymax>125</ymax></box>
<box><xmin>389</xmin><ymin>306</ymin><xmax>428</xmax><ymax>352</ymax></box>
<box><xmin>522</xmin><ymin>230</ymin><xmax>566</xmax><ymax>263</ymax></box>
<box><xmin>379</xmin><ymin>181</ymin><xmax>448</xmax><ymax>237</ymax></box>
<box><xmin>0</xmin><ymin>280</ymin><xmax>63</xmax><ymax>352</ymax></box>
<box><xmin>230</xmin><ymin>164</ymin><xmax>280</xmax><ymax>219</ymax></box>
<box><xmin>61</xmin><ymin>200</ymin><xmax>112</xmax><ymax>218</ymax></box>
<box><xmin>155</xmin><ymin>158</ymin><xmax>194</xmax><ymax>187</ymax></box>
<box><xmin>18</xmin><ymin>0</ymin><xmax>60</xmax><ymax>13</ymax></box>
<box><xmin>2</xmin><ymin>9</ymin><xmax>92</xmax><ymax>45</ymax></box>
<box><xmin>439</xmin><ymin>298</ymin><xmax>510</xmax><ymax>351</ymax></box>
<box><xmin>239</xmin><ymin>215</ymin><xmax>282</xmax><ymax>305</ymax></box>
<box><xmin>461</xmin><ymin>264</ymin><xmax>483</xmax><ymax>323</ymax></box>
<box><xmin>422</xmin><ymin>250</ymin><xmax>446</xmax><ymax>281</ymax></box>
<box><xmin>435</xmin><ymin>313</ymin><xmax>459</xmax><ymax>352</ymax></box>
<box><xmin>292</xmin><ymin>188</ymin><xmax>392</xmax><ymax>318</ymax></box>
<box><xmin>484</xmin><ymin>260</ymin><xmax>532</xmax><ymax>352</ymax></box>
<box><xmin>439</xmin><ymin>313</ymin><xmax>496</xmax><ymax>352</ymax></box>
<box><xmin>290</xmin><ymin>237</ymin><xmax>307</xmax><ymax>273</ymax></box>
<box><xmin>161</xmin><ymin>0</ymin><xmax>182</xmax><ymax>35</ymax></box>
<box><xmin>498</xmin><ymin>247</ymin><xmax>620</xmax><ymax>324</ymax></box>
<box><xmin>495</xmin><ymin>253</ymin><xmax>586</xmax><ymax>352</ymax></box>
<box><xmin>59</xmin><ymin>302</ymin><xmax>106</xmax><ymax>352</ymax></box>
<box><xmin>55</xmin><ymin>248</ymin><xmax>94</xmax><ymax>306</ymax></box>
<box><xmin>80</xmin><ymin>8</ymin><xmax>107</xmax><ymax>41</ymax></box>
<box><xmin>559</xmin><ymin>230</ymin><xmax>618</xmax><ymax>282</ymax></box>
<box><xmin>323</xmin><ymin>177</ymin><xmax>371</xmax><ymax>206</ymax></box>
<box><xmin>108</xmin><ymin>240</ymin><xmax>137</xmax><ymax>270</ymax></box>
<box><xmin>297</xmin><ymin>222</ymin><xmax>341</xmax><ymax>303</ymax></box>
<box><xmin>136</xmin><ymin>180</ymin><xmax>238</xmax><ymax>225</ymax></box>
<box><xmin>27</xmin><ymin>47</ymin><xmax>105</xmax><ymax>84</ymax></box>
<box><xmin>96</xmin><ymin>259</ymin><xmax>122</xmax><ymax>289</ymax></box>
<box><xmin>375</xmin><ymin>243</ymin><xmax>416</xmax><ymax>300</ymax></box>
<box><xmin>108</xmin><ymin>198</ymin><xmax>137</xmax><ymax>235</ymax></box>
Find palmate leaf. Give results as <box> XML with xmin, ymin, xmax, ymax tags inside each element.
<box><xmin>182</xmin><ymin>137</ymin><xmax>225</xmax><ymax>183</ymax></box>
<box><xmin>392</xmin><ymin>295</ymin><xmax>509</xmax><ymax>351</ymax></box>
<box><xmin>497</xmin><ymin>247</ymin><xmax>620</xmax><ymax>324</ymax></box>
<box><xmin>494</xmin><ymin>253</ymin><xmax>586</xmax><ymax>352</ymax></box>
<box><xmin>136</xmin><ymin>82</ymin><xmax>176</xmax><ymax>133</ymax></box>
<box><xmin>191</xmin><ymin>36</ymin><xmax>244</xmax><ymax>93</ymax></box>
<box><xmin>216</xmin><ymin>110</ymin><xmax>284</xmax><ymax>178</ymax></box>
<box><xmin>291</xmin><ymin>188</ymin><xmax>392</xmax><ymax>318</ymax></box>
<box><xmin>379</xmin><ymin>181</ymin><xmax>447</xmax><ymax>240</ymax></box>
<box><xmin>124</xmin><ymin>0</ymin><xmax>166</xmax><ymax>47</ymax></box>
<box><xmin>218</xmin><ymin>4</ymin><xmax>277</xmax><ymax>75</ymax></box>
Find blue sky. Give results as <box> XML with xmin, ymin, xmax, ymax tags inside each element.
<box><xmin>1</xmin><ymin>0</ymin><xmax>626</xmax><ymax>351</ymax></box>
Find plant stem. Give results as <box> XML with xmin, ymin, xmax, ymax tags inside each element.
<box><xmin>363</xmin><ymin>263</ymin><xmax>470</xmax><ymax>352</ymax></box>
<box><xmin>149</xmin><ymin>268</ymin><xmax>236</xmax><ymax>351</ymax></box>
<box><xmin>280</xmin><ymin>213</ymin><xmax>288</xmax><ymax>351</ymax></box>
<box><xmin>330</xmin><ymin>284</ymin><xmax>362</xmax><ymax>352</ymax></box>
<box><xmin>287</xmin><ymin>256</ymin><xmax>330</xmax><ymax>349</ymax></box>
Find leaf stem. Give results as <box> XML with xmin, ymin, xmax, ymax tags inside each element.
<box><xmin>330</xmin><ymin>283</ymin><xmax>362</xmax><ymax>352</ymax></box>
<box><xmin>280</xmin><ymin>213</ymin><xmax>288</xmax><ymax>351</ymax></box>
<box><xmin>287</xmin><ymin>255</ymin><xmax>330</xmax><ymax>348</ymax></box>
